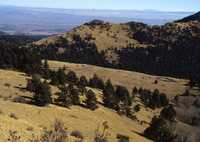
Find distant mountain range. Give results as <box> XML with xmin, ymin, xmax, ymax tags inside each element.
<box><xmin>0</xmin><ymin>5</ymin><xmax>194</xmax><ymax>35</ymax></box>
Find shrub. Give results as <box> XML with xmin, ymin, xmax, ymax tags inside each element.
<box><xmin>85</xmin><ymin>90</ymin><xmax>98</xmax><ymax>110</ymax></box>
<box><xmin>9</xmin><ymin>113</ymin><xmax>18</xmax><ymax>120</ymax></box>
<box><xmin>31</xmin><ymin>119</ymin><xmax>68</xmax><ymax>142</ymax></box>
<box><xmin>7</xmin><ymin>130</ymin><xmax>21</xmax><ymax>142</ymax></box>
<box><xmin>94</xmin><ymin>121</ymin><xmax>109</xmax><ymax>142</ymax></box>
<box><xmin>70</xmin><ymin>130</ymin><xmax>84</xmax><ymax>141</ymax></box>
<box><xmin>4</xmin><ymin>83</ymin><xmax>11</xmax><ymax>88</ymax></box>
<box><xmin>117</xmin><ymin>134</ymin><xmax>130</xmax><ymax>142</ymax></box>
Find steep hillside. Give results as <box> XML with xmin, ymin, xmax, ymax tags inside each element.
<box><xmin>176</xmin><ymin>11</ymin><xmax>200</xmax><ymax>22</ymax></box>
<box><xmin>0</xmin><ymin>69</ymin><xmax>153</xmax><ymax>142</ymax></box>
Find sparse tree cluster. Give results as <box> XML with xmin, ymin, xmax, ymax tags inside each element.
<box><xmin>102</xmin><ymin>80</ymin><xmax>134</xmax><ymax>117</ymax></box>
<box><xmin>138</xmin><ymin>88</ymin><xmax>169</xmax><ymax>109</ymax></box>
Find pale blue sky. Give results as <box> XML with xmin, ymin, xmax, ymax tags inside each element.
<box><xmin>0</xmin><ymin>0</ymin><xmax>199</xmax><ymax>12</ymax></box>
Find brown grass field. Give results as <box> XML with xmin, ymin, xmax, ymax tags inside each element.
<box><xmin>0</xmin><ymin>60</ymin><xmax>189</xmax><ymax>141</ymax></box>
<box><xmin>0</xmin><ymin>69</ymin><xmax>154</xmax><ymax>142</ymax></box>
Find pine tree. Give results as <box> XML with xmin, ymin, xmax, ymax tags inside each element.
<box><xmin>115</xmin><ymin>85</ymin><xmax>132</xmax><ymax>106</ymax></box>
<box><xmin>160</xmin><ymin>105</ymin><xmax>176</xmax><ymax>122</ymax></box>
<box><xmin>71</xmin><ymin>88</ymin><xmax>80</xmax><ymax>105</ymax></box>
<box><xmin>33</xmin><ymin>81</ymin><xmax>52</xmax><ymax>106</ymax></box>
<box><xmin>132</xmin><ymin>87</ymin><xmax>138</xmax><ymax>99</ymax></box>
<box><xmin>43</xmin><ymin>59</ymin><xmax>50</xmax><ymax>79</ymax></box>
<box><xmin>89</xmin><ymin>74</ymin><xmax>105</xmax><ymax>89</ymax></box>
<box><xmin>26</xmin><ymin>74</ymin><xmax>41</xmax><ymax>92</ymax></box>
<box><xmin>50</xmin><ymin>71</ymin><xmax>59</xmax><ymax>85</ymax></box>
<box><xmin>144</xmin><ymin>116</ymin><xmax>176</xmax><ymax>142</ymax></box>
<box><xmin>57</xmin><ymin>68</ymin><xmax>67</xmax><ymax>85</ymax></box>
<box><xmin>103</xmin><ymin>79</ymin><xmax>116</xmax><ymax>108</ymax></box>
<box><xmin>66</xmin><ymin>71</ymin><xmax>78</xmax><ymax>84</ymax></box>
<box><xmin>57</xmin><ymin>86</ymin><xmax>72</xmax><ymax>107</ymax></box>
<box><xmin>78</xmin><ymin>75</ymin><xmax>88</xmax><ymax>87</ymax></box>
<box><xmin>85</xmin><ymin>90</ymin><xmax>98</xmax><ymax>110</ymax></box>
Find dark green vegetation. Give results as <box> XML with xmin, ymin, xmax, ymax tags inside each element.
<box><xmin>27</xmin><ymin>74</ymin><xmax>52</xmax><ymax>106</ymax></box>
<box><xmin>0</xmin><ymin>35</ymin><xmax>43</xmax><ymax>74</ymax></box>
<box><xmin>32</xmin><ymin>35</ymin><xmax>106</xmax><ymax>66</ymax></box>
<box><xmin>118</xmin><ymin>21</ymin><xmax>200</xmax><ymax>80</ymax></box>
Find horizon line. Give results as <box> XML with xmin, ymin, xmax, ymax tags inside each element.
<box><xmin>0</xmin><ymin>4</ymin><xmax>197</xmax><ymax>13</ymax></box>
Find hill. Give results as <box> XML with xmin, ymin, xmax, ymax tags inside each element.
<box><xmin>35</xmin><ymin>20</ymin><xmax>146</xmax><ymax>50</ymax></box>
<box><xmin>0</xmin><ymin>69</ymin><xmax>154</xmax><ymax>142</ymax></box>
<box><xmin>176</xmin><ymin>11</ymin><xmax>200</xmax><ymax>22</ymax></box>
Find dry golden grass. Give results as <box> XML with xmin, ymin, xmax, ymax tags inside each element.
<box><xmin>48</xmin><ymin>60</ymin><xmax>188</xmax><ymax>99</ymax></box>
<box><xmin>0</xmin><ymin>60</ymin><xmax>189</xmax><ymax>142</ymax></box>
<box><xmin>0</xmin><ymin>69</ymin><xmax>152</xmax><ymax>142</ymax></box>
<box><xmin>35</xmin><ymin>23</ymin><xmax>147</xmax><ymax>51</ymax></box>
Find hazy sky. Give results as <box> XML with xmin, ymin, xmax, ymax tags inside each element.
<box><xmin>0</xmin><ymin>0</ymin><xmax>199</xmax><ymax>12</ymax></box>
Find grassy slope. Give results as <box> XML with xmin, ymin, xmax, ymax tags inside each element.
<box><xmin>48</xmin><ymin>60</ymin><xmax>188</xmax><ymax>99</ymax></box>
<box><xmin>35</xmin><ymin>23</ymin><xmax>147</xmax><ymax>51</ymax></box>
<box><xmin>0</xmin><ymin>69</ymin><xmax>152</xmax><ymax>142</ymax></box>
